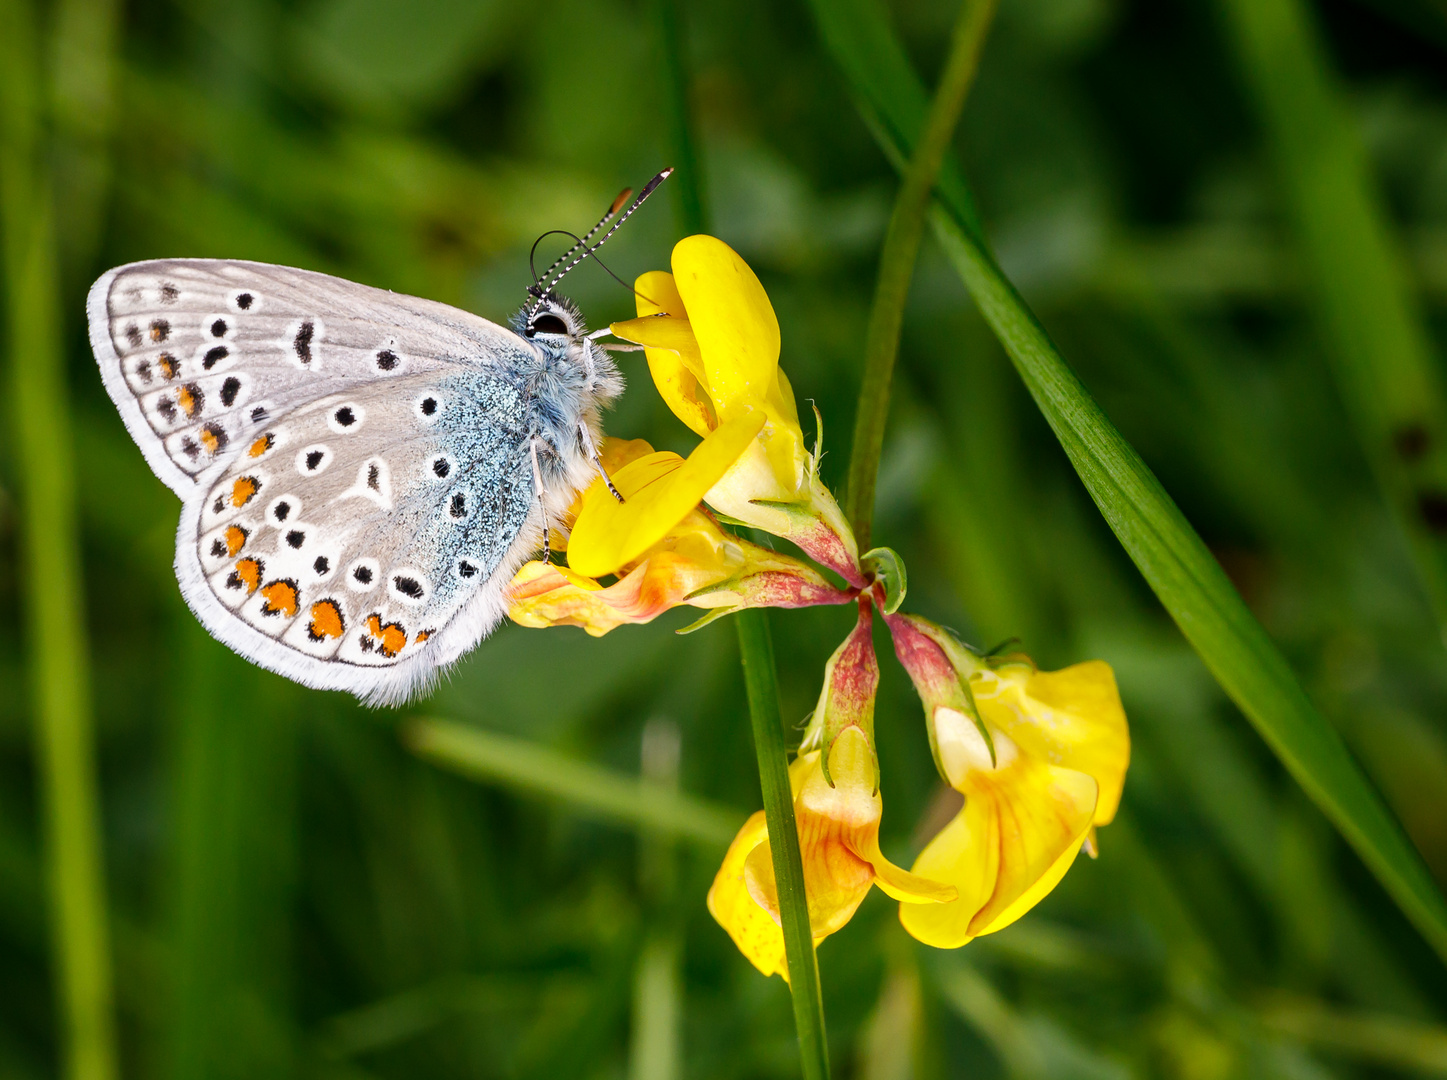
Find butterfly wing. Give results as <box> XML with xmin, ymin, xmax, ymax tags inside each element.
<box><xmin>90</xmin><ymin>260</ymin><xmax>549</xmax><ymax>703</ymax></box>
<box><xmin>88</xmin><ymin>258</ymin><xmax>528</xmax><ymax>495</ymax></box>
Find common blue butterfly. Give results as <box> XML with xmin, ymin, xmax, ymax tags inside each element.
<box><xmin>87</xmin><ymin>172</ymin><xmax>668</xmax><ymax>705</ymax></box>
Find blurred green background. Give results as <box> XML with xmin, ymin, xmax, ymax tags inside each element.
<box><xmin>5</xmin><ymin>0</ymin><xmax>1447</xmax><ymax>1076</ymax></box>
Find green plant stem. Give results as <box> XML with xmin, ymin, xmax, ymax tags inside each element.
<box><xmin>0</xmin><ymin>0</ymin><xmax>118</xmax><ymax>1075</ymax></box>
<box><xmin>736</xmin><ymin>609</ymin><xmax>830</xmax><ymax>1080</ymax></box>
<box><xmin>808</xmin><ymin>0</ymin><xmax>1447</xmax><ymax>964</ymax></box>
<box><xmin>1215</xmin><ymin>0</ymin><xmax>1447</xmax><ymax>642</ymax></box>
<box><xmin>404</xmin><ymin>717</ymin><xmax>743</xmax><ymax>847</ymax></box>
<box><xmin>843</xmin><ymin>0</ymin><xmax>997</xmax><ymax>548</ymax></box>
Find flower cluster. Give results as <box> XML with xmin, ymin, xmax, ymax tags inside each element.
<box><xmin>507</xmin><ymin>235</ymin><xmax>1130</xmax><ymax>973</ymax></box>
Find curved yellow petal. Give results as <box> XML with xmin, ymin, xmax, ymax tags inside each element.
<box><xmin>707</xmin><ymin>811</ymin><xmax>786</xmax><ymax>978</ymax></box>
<box><xmin>898</xmin><ymin>802</ymin><xmax>998</xmax><ymax>949</ymax></box>
<box><xmin>973</xmin><ymin>660</ymin><xmax>1129</xmax><ymax>825</ymax></box>
<box><xmin>970</xmin><ymin>825</ymin><xmax>1087</xmax><ymax>937</ymax></box>
<box><xmin>552</xmin><ymin>438</ymin><xmax>656</xmax><ymax>551</ymax></box>
<box><xmin>610</xmin><ymin>314</ymin><xmax>716</xmax><ymax>437</ymax></box>
<box><xmin>671</xmin><ymin>235</ymin><xmax>780</xmax><ymax>416</ymax></box>
<box><xmin>864</xmin><ymin>840</ymin><xmax>958</xmax><ymax>905</ymax></box>
<box><xmin>899</xmin><ymin>714</ymin><xmax>1099</xmax><ymax>948</ymax></box>
<box><xmin>633</xmin><ymin>269</ymin><xmax>686</xmax><ymax>318</ymax></box>
<box><xmin>566</xmin><ymin>410</ymin><xmax>766</xmax><ymax>577</ymax></box>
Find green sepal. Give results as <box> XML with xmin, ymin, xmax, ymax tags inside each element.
<box><xmin>707</xmin><ymin>509</ymin><xmax>758</xmax><ymax>530</ymax></box>
<box><xmin>674</xmin><ymin>607</ymin><xmax>738</xmax><ymax>635</ymax></box>
<box><xmin>861</xmin><ymin>546</ymin><xmax>907</xmax><ymax>613</ymax></box>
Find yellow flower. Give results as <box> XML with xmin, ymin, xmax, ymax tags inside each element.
<box><xmin>707</xmin><ymin>609</ymin><xmax>955</xmax><ymax>978</ymax></box>
<box><xmin>508</xmin><ymin>439</ymin><xmax>849</xmax><ymax>635</ymax></box>
<box><xmin>603</xmin><ymin>236</ymin><xmax>863</xmax><ymax>585</ymax></box>
<box><xmin>886</xmin><ymin>615</ymin><xmax>1130</xmax><ymax>949</ymax></box>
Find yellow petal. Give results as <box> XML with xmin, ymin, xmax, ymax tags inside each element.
<box><xmin>707</xmin><ymin>811</ymin><xmax>787</xmax><ymax>978</ymax></box>
<box><xmin>552</xmin><ymin>438</ymin><xmax>656</xmax><ymax>551</ymax></box>
<box><xmin>897</xmin><ymin>806</ymin><xmax>996</xmax><ymax>949</ymax></box>
<box><xmin>671</xmin><ymin>235</ymin><xmax>780</xmax><ymax>416</ymax></box>
<box><xmin>610</xmin><ymin>314</ymin><xmax>716</xmax><ymax>437</ymax></box>
<box><xmin>633</xmin><ymin>269</ymin><xmax>686</xmax><ymax>318</ymax></box>
<box><xmin>899</xmin><ymin>718</ymin><xmax>1098</xmax><ymax>949</ymax></box>
<box><xmin>973</xmin><ymin>660</ymin><xmax>1130</xmax><ymax>826</ymax></box>
<box><xmin>863</xmin><ymin>838</ymin><xmax>957</xmax><ymax>905</ymax></box>
<box><xmin>567</xmin><ymin>410</ymin><xmax>765</xmax><ymax>577</ymax></box>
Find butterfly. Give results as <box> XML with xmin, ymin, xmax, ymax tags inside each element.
<box><xmin>87</xmin><ymin>171</ymin><xmax>669</xmax><ymax>705</ymax></box>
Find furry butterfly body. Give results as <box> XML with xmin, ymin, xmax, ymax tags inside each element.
<box><xmin>88</xmin><ymin>259</ymin><xmax>620</xmax><ymax>705</ymax></box>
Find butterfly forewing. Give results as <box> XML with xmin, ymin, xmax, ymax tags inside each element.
<box><xmin>90</xmin><ymin>259</ymin><xmax>528</xmax><ymax>494</ymax></box>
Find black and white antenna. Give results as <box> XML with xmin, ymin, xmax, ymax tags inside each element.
<box><xmin>525</xmin><ymin>167</ymin><xmax>673</xmax><ymax>319</ymax></box>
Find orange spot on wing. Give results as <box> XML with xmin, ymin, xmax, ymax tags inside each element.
<box><xmin>308</xmin><ymin>600</ymin><xmax>344</xmax><ymax>641</ymax></box>
<box><xmin>365</xmin><ymin>613</ymin><xmax>407</xmax><ymax>658</ymax></box>
<box><xmin>414</xmin><ymin>629</ymin><xmax>432</xmax><ymax>644</ymax></box>
<box><xmin>260</xmin><ymin>579</ymin><xmax>299</xmax><ymax>617</ymax></box>
<box><xmin>199</xmin><ymin>426</ymin><xmax>220</xmax><ymax>454</ymax></box>
<box><xmin>177</xmin><ymin>384</ymin><xmax>200</xmax><ymax>418</ymax></box>
<box><xmin>157</xmin><ymin>353</ymin><xmax>179</xmax><ymax>380</ymax></box>
<box><xmin>224</xmin><ymin>525</ymin><xmax>247</xmax><ymax>556</ymax></box>
<box><xmin>230</xmin><ymin>558</ymin><xmax>263</xmax><ymax>594</ymax></box>
<box><xmin>231</xmin><ymin>476</ymin><xmax>259</xmax><ymax>507</ymax></box>
<box><xmin>248</xmin><ymin>433</ymin><xmax>274</xmax><ymax>458</ymax></box>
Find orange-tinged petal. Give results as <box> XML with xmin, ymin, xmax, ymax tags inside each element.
<box><xmin>567</xmin><ymin>410</ymin><xmax>765</xmax><ymax>577</ymax></box>
<box><xmin>507</xmin><ymin>553</ymin><xmax>717</xmax><ymax>636</ymax></box>
<box><xmin>671</xmin><ymin>235</ymin><xmax>780</xmax><ymax>416</ymax></box>
<box><xmin>707</xmin><ymin>811</ymin><xmax>787</xmax><ymax>978</ymax></box>
<box><xmin>972</xmin><ymin>660</ymin><xmax>1129</xmax><ymax>826</ymax></box>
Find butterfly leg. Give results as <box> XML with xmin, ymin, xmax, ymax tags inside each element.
<box><xmin>530</xmin><ymin>437</ymin><xmax>552</xmax><ymax>564</ymax></box>
<box><xmin>577</xmin><ymin>421</ymin><xmax>625</xmax><ymax>503</ymax></box>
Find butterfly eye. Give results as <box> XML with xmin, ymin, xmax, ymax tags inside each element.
<box><xmin>529</xmin><ymin>314</ymin><xmax>568</xmax><ymax>336</ymax></box>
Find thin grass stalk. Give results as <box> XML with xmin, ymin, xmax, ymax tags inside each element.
<box><xmin>654</xmin><ymin>0</ymin><xmax>705</xmax><ymax>241</ymax></box>
<box><xmin>0</xmin><ymin>0</ymin><xmax>118</xmax><ymax>1074</ymax></box>
<box><xmin>843</xmin><ymin>0</ymin><xmax>997</xmax><ymax>548</ymax></box>
<box><xmin>1215</xmin><ymin>0</ymin><xmax>1447</xmax><ymax>642</ymax></box>
<box><xmin>806</xmin><ymin>0</ymin><xmax>1447</xmax><ymax>963</ymax></box>
<box><xmin>737</xmin><ymin>610</ymin><xmax>830</xmax><ymax>1080</ymax></box>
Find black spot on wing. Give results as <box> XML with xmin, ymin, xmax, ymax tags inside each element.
<box><xmin>294</xmin><ymin>320</ymin><xmax>314</xmax><ymax>364</ymax></box>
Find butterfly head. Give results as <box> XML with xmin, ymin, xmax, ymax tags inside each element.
<box><xmin>511</xmin><ymin>292</ymin><xmax>623</xmax><ymax>407</ymax></box>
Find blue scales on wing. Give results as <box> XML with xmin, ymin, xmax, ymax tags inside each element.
<box><xmin>192</xmin><ymin>369</ymin><xmax>537</xmax><ymax>672</ymax></box>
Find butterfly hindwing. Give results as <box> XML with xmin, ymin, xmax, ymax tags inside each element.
<box><xmin>179</xmin><ymin>369</ymin><xmax>541</xmax><ymax>703</ymax></box>
<box><xmin>88</xmin><ymin>258</ymin><xmax>529</xmax><ymax>495</ymax></box>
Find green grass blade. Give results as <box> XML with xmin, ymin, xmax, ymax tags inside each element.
<box><xmin>0</xmin><ymin>0</ymin><xmax>119</xmax><ymax>1075</ymax></box>
<box><xmin>403</xmin><ymin>717</ymin><xmax>744</xmax><ymax>847</ymax></box>
<box><xmin>806</xmin><ymin>0</ymin><xmax>1447</xmax><ymax>963</ymax></box>
<box><xmin>1216</xmin><ymin>0</ymin><xmax>1447</xmax><ymax>639</ymax></box>
<box><xmin>843</xmin><ymin>0</ymin><xmax>997</xmax><ymax>548</ymax></box>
